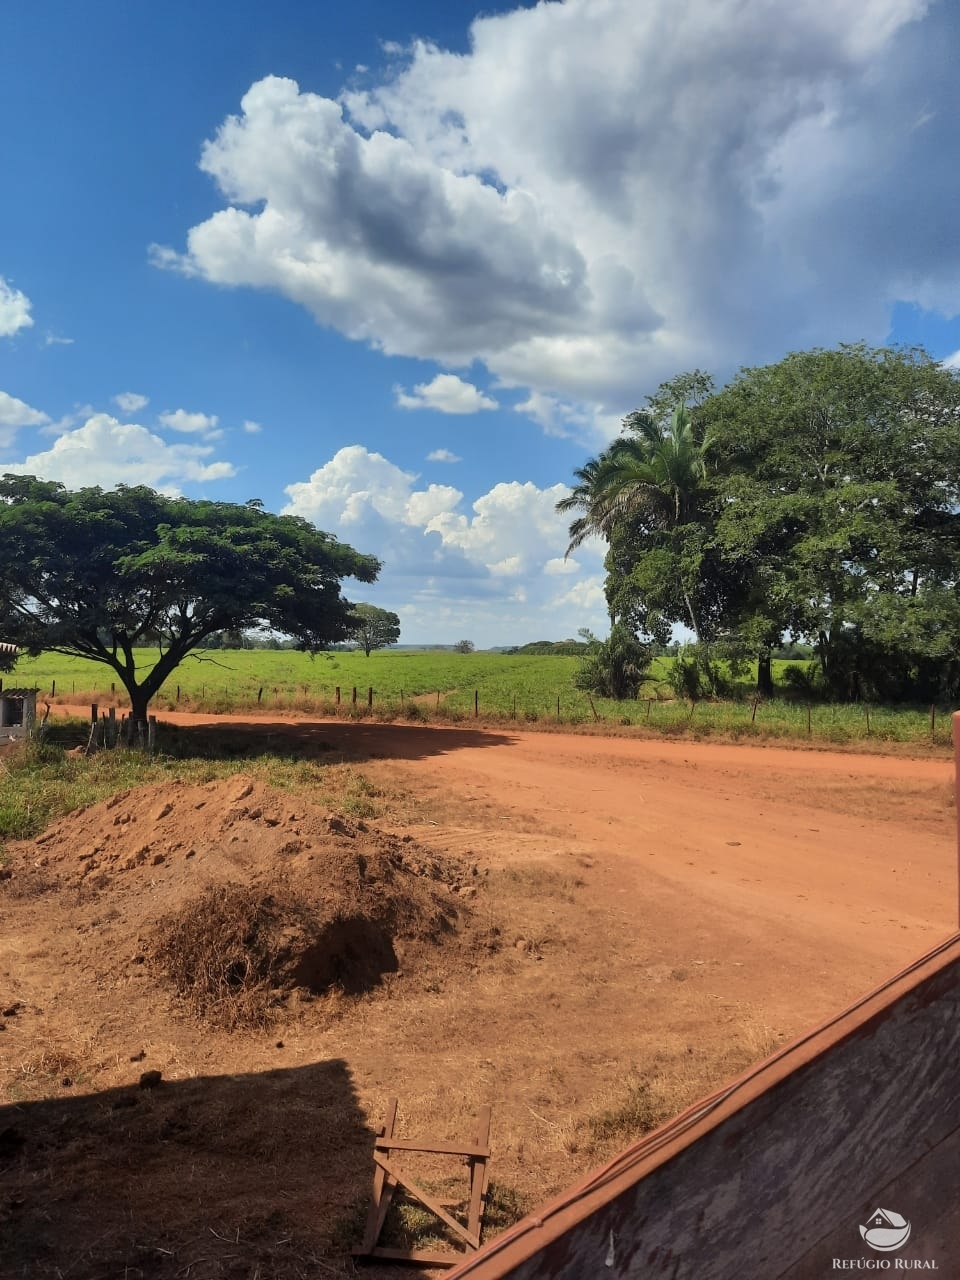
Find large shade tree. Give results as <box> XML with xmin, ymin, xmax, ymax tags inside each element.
<box><xmin>560</xmin><ymin>346</ymin><xmax>960</xmax><ymax>702</ymax></box>
<box><xmin>0</xmin><ymin>478</ymin><xmax>380</xmax><ymax>719</ymax></box>
<box><xmin>706</xmin><ymin>343</ymin><xmax>960</xmax><ymax>700</ymax></box>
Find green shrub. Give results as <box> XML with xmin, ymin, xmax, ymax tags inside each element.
<box><xmin>574</xmin><ymin>625</ymin><xmax>651</xmax><ymax>701</ymax></box>
<box><xmin>782</xmin><ymin>661</ymin><xmax>822</xmax><ymax>700</ymax></box>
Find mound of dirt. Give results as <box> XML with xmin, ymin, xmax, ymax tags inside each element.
<box><xmin>8</xmin><ymin>774</ymin><xmax>479</xmax><ymax>1027</ymax></box>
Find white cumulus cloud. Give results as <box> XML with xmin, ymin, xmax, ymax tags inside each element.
<box><xmin>395</xmin><ymin>373</ymin><xmax>498</xmax><ymax>414</ymax></box>
<box><xmin>158</xmin><ymin>408</ymin><xmax>222</xmax><ymax>439</ymax></box>
<box><xmin>114</xmin><ymin>392</ymin><xmax>150</xmax><ymax>414</ymax></box>
<box><xmin>2</xmin><ymin>414</ymin><xmax>236</xmax><ymax>491</ymax></box>
<box><xmin>426</xmin><ymin>448</ymin><xmax>462</xmax><ymax>463</ymax></box>
<box><xmin>282</xmin><ymin>445</ymin><xmax>606</xmax><ymax>644</ymax></box>
<box><xmin>0</xmin><ymin>390</ymin><xmax>50</xmax><ymax>429</ymax></box>
<box><xmin>0</xmin><ymin>390</ymin><xmax>50</xmax><ymax>449</ymax></box>
<box><xmin>0</xmin><ymin>276</ymin><xmax>33</xmax><ymax>338</ymax></box>
<box><xmin>154</xmin><ymin>0</ymin><xmax>960</xmax><ymax>422</ymax></box>
<box><xmin>544</xmin><ymin>556</ymin><xmax>579</xmax><ymax>576</ymax></box>
<box><xmin>243</xmin><ymin>419</ymin><xmax>263</xmax><ymax>434</ymax></box>
<box><xmin>151</xmin><ymin>71</ymin><xmax>588</xmax><ymax>370</ymax></box>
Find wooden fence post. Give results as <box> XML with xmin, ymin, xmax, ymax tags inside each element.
<box><xmin>257</xmin><ymin>686</ymin><xmax>263</xmax><ymax>704</ymax></box>
<box><xmin>367</xmin><ymin>686</ymin><xmax>373</xmax><ymax>708</ymax></box>
<box><xmin>91</xmin><ymin>703</ymin><xmax>98</xmax><ymax>723</ymax></box>
<box><xmin>865</xmin><ymin>704</ymin><xmax>871</xmax><ymax>735</ymax></box>
<box><xmin>335</xmin><ymin>686</ymin><xmax>341</xmax><ymax>705</ymax></box>
<box><xmin>51</xmin><ymin>680</ymin><xmax>56</xmax><ymax>697</ymax></box>
<box><xmin>352</xmin><ymin>686</ymin><xmax>357</xmax><ymax>705</ymax></box>
<box><xmin>931</xmin><ymin>704</ymin><xmax>937</xmax><ymax>740</ymax></box>
<box><xmin>474</xmin><ymin>690</ymin><xmax>479</xmax><ymax>718</ymax></box>
<box><xmin>751</xmin><ymin>695</ymin><xmax>760</xmax><ymax>724</ymax></box>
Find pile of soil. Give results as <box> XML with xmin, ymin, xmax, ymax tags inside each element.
<box><xmin>5</xmin><ymin>774</ymin><xmax>479</xmax><ymax>1027</ymax></box>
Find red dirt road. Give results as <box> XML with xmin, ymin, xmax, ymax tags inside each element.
<box><xmin>355</xmin><ymin>721</ymin><xmax>957</xmax><ymax>1026</ymax></box>
<box><xmin>56</xmin><ymin>705</ymin><xmax>959</xmax><ymax>1024</ymax></box>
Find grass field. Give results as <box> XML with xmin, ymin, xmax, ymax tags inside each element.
<box><xmin>7</xmin><ymin>647</ymin><xmax>955</xmax><ymax>749</ymax></box>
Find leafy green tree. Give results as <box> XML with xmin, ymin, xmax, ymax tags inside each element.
<box><xmin>706</xmin><ymin>343</ymin><xmax>960</xmax><ymax>700</ymax></box>
<box><xmin>348</xmin><ymin>603</ymin><xmax>401</xmax><ymax>656</ymax></box>
<box><xmin>0</xmin><ymin>478</ymin><xmax>379</xmax><ymax>720</ymax></box>
<box><xmin>453</xmin><ymin>639</ymin><xmax>475</xmax><ymax>654</ymax></box>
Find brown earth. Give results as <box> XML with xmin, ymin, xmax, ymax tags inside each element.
<box><xmin>0</xmin><ymin>712</ymin><xmax>957</xmax><ymax>1278</ymax></box>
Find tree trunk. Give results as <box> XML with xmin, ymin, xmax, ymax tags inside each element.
<box><xmin>682</xmin><ymin>589</ymin><xmax>702</xmax><ymax>644</ymax></box>
<box><xmin>127</xmin><ymin>685</ymin><xmax>152</xmax><ymax>725</ymax></box>
<box><xmin>757</xmin><ymin>650</ymin><xmax>774</xmax><ymax>698</ymax></box>
<box><xmin>817</xmin><ymin>630</ymin><xmax>830</xmax><ymax>681</ymax></box>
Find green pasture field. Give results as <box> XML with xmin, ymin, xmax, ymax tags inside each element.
<box><xmin>8</xmin><ymin>648</ymin><xmax>954</xmax><ymax>749</ymax></box>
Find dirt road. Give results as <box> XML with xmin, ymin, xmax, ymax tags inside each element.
<box><xmin>53</xmin><ymin>705</ymin><xmax>959</xmax><ymax>1011</ymax></box>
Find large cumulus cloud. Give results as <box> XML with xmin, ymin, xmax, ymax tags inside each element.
<box><xmin>282</xmin><ymin>445</ymin><xmax>607</xmax><ymax>644</ymax></box>
<box><xmin>154</xmin><ymin>0</ymin><xmax>959</xmax><ymax>425</ymax></box>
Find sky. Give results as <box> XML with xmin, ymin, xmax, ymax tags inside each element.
<box><xmin>2</xmin><ymin>0</ymin><xmax>960</xmax><ymax>647</ymax></box>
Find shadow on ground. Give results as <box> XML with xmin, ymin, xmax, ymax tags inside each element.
<box><xmin>0</xmin><ymin>1058</ymin><xmax>377</xmax><ymax>1278</ymax></box>
<box><xmin>154</xmin><ymin>718</ymin><xmax>517</xmax><ymax>764</ymax></box>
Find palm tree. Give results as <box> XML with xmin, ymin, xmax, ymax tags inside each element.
<box><xmin>556</xmin><ymin>403</ymin><xmax>712</xmax><ymax>641</ymax></box>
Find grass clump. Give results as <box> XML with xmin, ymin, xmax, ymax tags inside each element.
<box><xmin>586</xmin><ymin>1080</ymin><xmax>669</xmax><ymax>1147</ymax></box>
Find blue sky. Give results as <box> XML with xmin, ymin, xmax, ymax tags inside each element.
<box><xmin>2</xmin><ymin>0</ymin><xmax>960</xmax><ymax>646</ymax></box>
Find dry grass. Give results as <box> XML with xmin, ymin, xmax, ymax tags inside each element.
<box><xmin>497</xmin><ymin>864</ymin><xmax>586</xmax><ymax>902</ymax></box>
<box><xmin>569</xmin><ymin>1021</ymin><xmax>785</xmax><ymax>1159</ymax></box>
<box><xmin>150</xmin><ymin>885</ymin><xmax>310</xmax><ymax>1030</ymax></box>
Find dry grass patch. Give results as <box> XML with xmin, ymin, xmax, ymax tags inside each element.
<box><xmin>497</xmin><ymin>864</ymin><xmax>586</xmax><ymax>901</ymax></box>
<box><xmin>570</xmin><ymin>1019</ymin><xmax>785</xmax><ymax>1159</ymax></box>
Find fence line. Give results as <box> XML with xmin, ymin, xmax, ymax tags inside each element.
<box><xmin>24</xmin><ymin>675</ymin><xmax>956</xmax><ymax>744</ymax></box>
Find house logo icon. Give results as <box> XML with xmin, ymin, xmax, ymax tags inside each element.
<box><xmin>860</xmin><ymin>1208</ymin><xmax>911</xmax><ymax>1251</ymax></box>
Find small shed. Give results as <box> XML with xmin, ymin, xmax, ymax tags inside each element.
<box><xmin>0</xmin><ymin>688</ymin><xmax>38</xmax><ymax>738</ymax></box>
